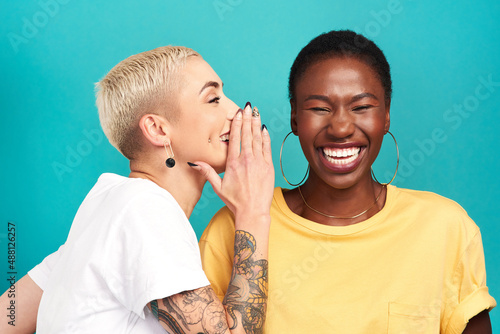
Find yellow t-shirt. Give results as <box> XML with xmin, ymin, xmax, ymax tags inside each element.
<box><xmin>199</xmin><ymin>185</ymin><xmax>496</xmax><ymax>334</ymax></box>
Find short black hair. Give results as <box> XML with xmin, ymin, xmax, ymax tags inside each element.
<box><xmin>288</xmin><ymin>30</ymin><xmax>392</xmax><ymax>103</ymax></box>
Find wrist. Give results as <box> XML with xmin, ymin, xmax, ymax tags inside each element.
<box><xmin>234</xmin><ymin>212</ymin><xmax>271</xmax><ymax>230</ymax></box>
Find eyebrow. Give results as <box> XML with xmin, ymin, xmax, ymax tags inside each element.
<box><xmin>304</xmin><ymin>95</ymin><xmax>330</xmax><ymax>102</ymax></box>
<box><xmin>199</xmin><ymin>81</ymin><xmax>223</xmax><ymax>95</ymax></box>
<box><xmin>351</xmin><ymin>92</ymin><xmax>378</xmax><ymax>102</ymax></box>
<box><xmin>304</xmin><ymin>92</ymin><xmax>379</xmax><ymax>103</ymax></box>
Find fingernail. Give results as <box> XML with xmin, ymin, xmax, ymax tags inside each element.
<box><xmin>187</xmin><ymin>162</ymin><xmax>198</xmax><ymax>167</ymax></box>
<box><xmin>235</xmin><ymin>110</ymin><xmax>242</xmax><ymax>119</ymax></box>
<box><xmin>245</xmin><ymin>101</ymin><xmax>252</xmax><ymax>109</ymax></box>
<box><xmin>252</xmin><ymin>106</ymin><xmax>260</xmax><ymax>118</ymax></box>
<box><xmin>261</xmin><ymin>124</ymin><xmax>267</xmax><ymax>131</ymax></box>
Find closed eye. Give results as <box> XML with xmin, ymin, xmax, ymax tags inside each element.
<box><xmin>209</xmin><ymin>96</ymin><xmax>221</xmax><ymax>104</ymax></box>
<box><xmin>352</xmin><ymin>105</ymin><xmax>371</xmax><ymax>112</ymax></box>
<box><xmin>309</xmin><ymin>107</ymin><xmax>330</xmax><ymax>112</ymax></box>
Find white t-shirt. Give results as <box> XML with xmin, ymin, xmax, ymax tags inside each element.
<box><xmin>34</xmin><ymin>173</ymin><xmax>210</xmax><ymax>333</ymax></box>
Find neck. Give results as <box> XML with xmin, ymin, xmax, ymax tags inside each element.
<box><xmin>128</xmin><ymin>158</ymin><xmax>206</xmax><ymax>218</ymax></box>
<box><xmin>296</xmin><ymin>171</ymin><xmax>386</xmax><ymax>226</ymax></box>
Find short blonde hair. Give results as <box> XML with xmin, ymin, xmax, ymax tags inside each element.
<box><xmin>96</xmin><ymin>46</ymin><xmax>199</xmax><ymax>159</ymax></box>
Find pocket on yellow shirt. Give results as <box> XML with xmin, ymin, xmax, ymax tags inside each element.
<box><xmin>388</xmin><ymin>302</ymin><xmax>440</xmax><ymax>334</ymax></box>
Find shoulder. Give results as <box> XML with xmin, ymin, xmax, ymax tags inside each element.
<box><xmin>200</xmin><ymin>206</ymin><xmax>235</xmax><ymax>245</ymax></box>
<box><xmin>210</xmin><ymin>205</ymin><xmax>235</xmax><ymax>223</ymax></box>
<box><xmin>393</xmin><ymin>186</ymin><xmax>468</xmax><ymax>214</ymax></box>
<box><xmin>200</xmin><ymin>187</ymin><xmax>283</xmax><ymax>246</ymax></box>
<box><xmin>90</xmin><ymin>174</ymin><xmax>189</xmax><ymax>235</ymax></box>
<box><xmin>104</xmin><ymin>174</ymin><xmax>174</xmax><ymax>203</ymax></box>
<box><xmin>100</xmin><ymin>173</ymin><xmax>182</xmax><ymax>214</ymax></box>
<box><xmin>199</xmin><ymin>203</ymin><xmax>235</xmax><ymax>269</ymax></box>
<box><xmin>203</xmin><ymin>187</ymin><xmax>283</xmax><ymax>232</ymax></box>
<box><xmin>390</xmin><ymin>185</ymin><xmax>479</xmax><ymax>236</ymax></box>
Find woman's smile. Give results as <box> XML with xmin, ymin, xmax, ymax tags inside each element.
<box><xmin>318</xmin><ymin>145</ymin><xmax>365</xmax><ymax>173</ymax></box>
<box><xmin>219</xmin><ymin>131</ymin><xmax>230</xmax><ymax>145</ymax></box>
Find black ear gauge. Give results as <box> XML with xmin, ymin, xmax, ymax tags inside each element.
<box><xmin>164</xmin><ymin>141</ymin><xmax>175</xmax><ymax>168</ymax></box>
<box><xmin>165</xmin><ymin>157</ymin><xmax>175</xmax><ymax>168</ymax></box>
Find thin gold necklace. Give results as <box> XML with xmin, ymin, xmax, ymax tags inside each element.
<box><xmin>297</xmin><ymin>185</ymin><xmax>385</xmax><ymax>219</ymax></box>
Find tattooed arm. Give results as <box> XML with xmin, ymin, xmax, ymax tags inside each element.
<box><xmin>149</xmin><ymin>227</ymin><xmax>269</xmax><ymax>334</ymax></box>
<box><xmin>223</xmin><ymin>230</ymin><xmax>268</xmax><ymax>334</ymax></box>
<box><xmin>149</xmin><ymin>287</ymin><xmax>228</xmax><ymax>334</ymax></box>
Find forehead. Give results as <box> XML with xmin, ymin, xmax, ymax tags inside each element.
<box><xmin>296</xmin><ymin>57</ymin><xmax>384</xmax><ymax>98</ymax></box>
<box><xmin>178</xmin><ymin>57</ymin><xmax>222</xmax><ymax>93</ymax></box>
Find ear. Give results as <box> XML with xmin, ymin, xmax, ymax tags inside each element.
<box><xmin>384</xmin><ymin>101</ymin><xmax>391</xmax><ymax>134</ymax></box>
<box><xmin>138</xmin><ymin>114</ymin><xmax>172</xmax><ymax>148</ymax></box>
<box><xmin>290</xmin><ymin>99</ymin><xmax>298</xmax><ymax>135</ymax></box>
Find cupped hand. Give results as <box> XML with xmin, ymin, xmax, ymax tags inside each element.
<box><xmin>191</xmin><ymin>103</ymin><xmax>274</xmax><ymax>221</ymax></box>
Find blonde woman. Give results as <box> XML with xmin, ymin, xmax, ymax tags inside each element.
<box><xmin>0</xmin><ymin>46</ymin><xmax>274</xmax><ymax>333</ymax></box>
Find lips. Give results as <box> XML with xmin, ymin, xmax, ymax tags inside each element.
<box><xmin>319</xmin><ymin>146</ymin><xmax>364</xmax><ymax>172</ymax></box>
<box><xmin>219</xmin><ymin>132</ymin><xmax>230</xmax><ymax>143</ymax></box>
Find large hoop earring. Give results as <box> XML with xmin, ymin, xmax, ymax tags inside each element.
<box><xmin>280</xmin><ymin>131</ymin><xmax>309</xmax><ymax>186</ymax></box>
<box><xmin>164</xmin><ymin>141</ymin><xmax>175</xmax><ymax>168</ymax></box>
<box><xmin>371</xmin><ymin>131</ymin><xmax>399</xmax><ymax>186</ymax></box>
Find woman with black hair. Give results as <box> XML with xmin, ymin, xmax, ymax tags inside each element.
<box><xmin>200</xmin><ymin>30</ymin><xmax>496</xmax><ymax>333</ymax></box>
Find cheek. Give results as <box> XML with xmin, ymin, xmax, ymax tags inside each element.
<box><xmin>356</xmin><ymin>112</ymin><xmax>387</xmax><ymax>136</ymax></box>
<box><xmin>176</xmin><ymin>119</ymin><xmax>209</xmax><ymax>147</ymax></box>
<box><xmin>296</xmin><ymin>113</ymin><xmax>323</xmax><ymax>137</ymax></box>
<box><xmin>296</xmin><ymin>122</ymin><xmax>316</xmax><ymax>151</ymax></box>
<box><xmin>296</xmin><ymin>117</ymin><xmax>323</xmax><ymax>161</ymax></box>
<box><xmin>356</xmin><ymin>115</ymin><xmax>387</xmax><ymax>164</ymax></box>
<box><xmin>188</xmin><ymin>116</ymin><xmax>214</xmax><ymax>138</ymax></box>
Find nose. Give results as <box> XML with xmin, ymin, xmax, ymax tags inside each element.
<box><xmin>327</xmin><ymin>108</ymin><xmax>355</xmax><ymax>139</ymax></box>
<box><xmin>224</xmin><ymin>96</ymin><xmax>240</xmax><ymax>120</ymax></box>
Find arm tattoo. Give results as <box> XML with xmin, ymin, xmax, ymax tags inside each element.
<box><xmin>151</xmin><ymin>299</ymin><xmax>159</xmax><ymax>318</ymax></box>
<box><xmin>153</xmin><ymin>288</ymin><xmax>228</xmax><ymax>334</ymax></box>
<box><xmin>152</xmin><ymin>299</ymin><xmax>187</xmax><ymax>334</ymax></box>
<box><xmin>223</xmin><ymin>230</ymin><xmax>268</xmax><ymax>334</ymax></box>
<box><xmin>151</xmin><ymin>230</ymin><xmax>267</xmax><ymax>334</ymax></box>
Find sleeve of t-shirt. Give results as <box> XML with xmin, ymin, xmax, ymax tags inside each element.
<box><xmin>103</xmin><ymin>191</ymin><xmax>210</xmax><ymax>318</ymax></box>
<box><xmin>199</xmin><ymin>206</ymin><xmax>235</xmax><ymax>302</ymax></box>
<box><xmin>27</xmin><ymin>244</ymin><xmax>65</xmax><ymax>291</ymax></box>
<box><xmin>444</xmin><ymin>229</ymin><xmax>497</xmax><ymax>334</ymax></box>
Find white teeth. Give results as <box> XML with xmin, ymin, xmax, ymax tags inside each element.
<box><xmin>322</xmin><ymin>147</ymin><xmax>360</xmax><ymax>165</ymax></box>
<box><xmin>323</xmin><ymin>147</ymin><xmax>360</xmax><ymax>157</ymax></box>
<box><xmin>324</xmin><ymin>154</ymin><xmax>358</xmax><ymax>165</ymax></box>
<box><xmin>220</xmin><ymin>134</ymin><xmax>230</xmax><ymax>142</ymax></box>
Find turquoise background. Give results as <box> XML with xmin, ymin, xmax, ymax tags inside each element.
<box><xmin>1</xmin><ymin>0</ymin><xmax>499</xmax><ymax>329</ymax></box>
